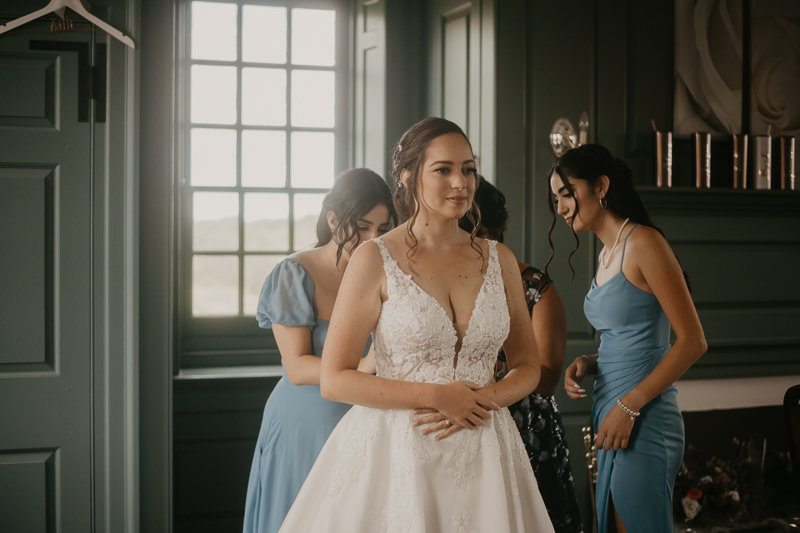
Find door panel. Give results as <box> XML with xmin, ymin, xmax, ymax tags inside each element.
<box><xmin>0</xmin><ymin>169</ymin><xmax>52</xmax><ymax>369</ymax></box>
<box><xmin>0</xmin><ymin>29</ymin><xmax>93</xmax><ymax>532</ymax></box>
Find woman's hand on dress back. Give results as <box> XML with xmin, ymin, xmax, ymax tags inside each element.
<box><xmin>563</xmin><ymin>356</ymin><xmax>592</xmax><ymax>400</ymax></box>
<box><xmin>433</xmin><ymin>380</ymin><xmax>500</xmax><ymax>430</ymax></box>
<box><xmin>595</xmin><ymin>403</ymin><xmax>635</xmax><ymax>451</ymax></box>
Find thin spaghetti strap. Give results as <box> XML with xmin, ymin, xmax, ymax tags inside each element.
<box><xmin>619</xmin><ymin>224</ymin><xmax>641</xmax><ymax>272</ymax></box>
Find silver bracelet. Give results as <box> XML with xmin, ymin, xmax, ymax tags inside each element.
<box><xmin>616</xmin><ymin>399</ymin><xmax>640</xmax><ymax>420</ymax></box>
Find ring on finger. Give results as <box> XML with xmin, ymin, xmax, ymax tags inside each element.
<box><xmin>445</xmin><ymin>419</ymin><xmax>452</xmax><ymax>427</ymax></box>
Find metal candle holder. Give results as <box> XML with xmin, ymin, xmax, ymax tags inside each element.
<box><xmin>694</xmin><ymin>133</ymin><xmax>711</xmax><ymax>188</ymax></box>
<box><xmin>753</xmin><ymin>135</ymin><xmax>772</xmax><ymax>189</ymax></box>
<box><xmin>654</xmin><ymin>131</ymin><xmax>672</xmax><ymax>187</ymax></box>
<box><xmin>732</xmin><ymin>134</ymin><xmax>748</xmax><ymax>189</ymax></box>
<box><xmin>778</xmin><ymin>135</ymin><xmax>796</xmax><ymax>190</ymax></box>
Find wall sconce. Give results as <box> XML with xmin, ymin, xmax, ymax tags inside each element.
<box><xmin>550</xmin><ymin>112</ymin><xmax>589</xmax><ymax>157</ymax></box>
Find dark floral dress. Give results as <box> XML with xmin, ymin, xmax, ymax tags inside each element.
<box><xmin>499</xmin><ymin>266</ymin><xmax>585</xmax><ymax>533</ymax></box>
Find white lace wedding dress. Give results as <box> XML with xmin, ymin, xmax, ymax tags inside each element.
<box><xmin>278</xmin><ymin>238</ymin><xmax>555</xmax><ymax>533</ymax></box>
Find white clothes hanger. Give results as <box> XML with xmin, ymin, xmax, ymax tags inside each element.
<box><xmin>0</xmin><ymin>0</ymin><xmax>135</xmax><ymax>49</ymax></box>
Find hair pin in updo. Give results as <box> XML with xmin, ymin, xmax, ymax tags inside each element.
<box><xmin>392</xmin><ymin>143</ymin><xmax>403</xmax><ymax>173</ymax></box>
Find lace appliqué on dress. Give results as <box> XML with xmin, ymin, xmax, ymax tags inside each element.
<box><xmin>371</xmin><ymin>238</ymin><xmax>509</xmax><ymax>389</ymax></box>
<box><xmin>495</xmin><ymin>410</ymin><xmax>526</xmax><ymax>512</ymax></box>
<box><xmin>453</xmin><ymin>510</ymin><xmax>475</xmax><ymax>532</ymax></box>
<box><xmin>444</xmin><ymin>429</ymin><xmax>481</xmax><ymax>491</ymax></box>
<box><xmin>406</xmin><ymin>411</ymin><xmax>434</xmax><ymax>462</ymax></box>
<box><xmin>363</xmin><ymin>456</ymin><xmax>422</xmax><ymax>533</ymax></box>
<box><xmin>327</xmin><ymin>407</ymin><xmax>381</xmax><ymax>496</ymax></box>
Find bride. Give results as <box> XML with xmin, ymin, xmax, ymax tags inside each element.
<box><xmin>278</xmin><ymin>117</ymin><xmax>555</xmax><ymax>532</ymax></box>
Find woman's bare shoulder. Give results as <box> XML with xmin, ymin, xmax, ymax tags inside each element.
<box><xmin>493</xmin><ymin>241</ymin><xmax>520</xmax><ymax>269</ymax></box>
<box><xmin>629</xmin><ymin>224</ymin><xmax>666</xmax><ymax>244</ymax></box>
<box><xmin>626</xmin><ymin>225</ymin><xmax>672</xmax><ymax>258</ymax></box>
<box><xmin>288</xmin><ymin>247</ymin><xmax>326</xmax><ymax>276</ymax></box>
<box><xmin>349</xmin><ymin>240</ymin><xmax>386</xmax><ymax>272</ymax></box>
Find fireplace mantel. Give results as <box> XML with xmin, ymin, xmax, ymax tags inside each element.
<box><xmin>676</xmin><ymin>375</ymin><xmax>800</xmax><ymax>412</ymax></box>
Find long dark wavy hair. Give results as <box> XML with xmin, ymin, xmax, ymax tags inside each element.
<box><xmin>390</xmin><ymin>117</ymin><xmax>482</xmax><ymax>259</ymax></box>
<box><xmin>458</xmin><ymin>177</ymin><xmax>508</xmax><ymax>243</ymax></box>
<box><xmin>315</xmin><ymin>168</ymin><xmax>398</xmax><ymax>267</ymax></box>
<box><xmin>546</xmin><ymin>144</ymin><xmax>690</xmax><ymax>290</ymax></box>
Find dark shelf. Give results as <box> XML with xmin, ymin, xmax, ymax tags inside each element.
<box><xmin>638</xmin><ymin>186</ymin><xmax>800</xmax><ymax>215</ymax></box>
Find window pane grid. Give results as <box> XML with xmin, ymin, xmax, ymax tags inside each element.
<box><xmin>186</xmin><ymin>0</ymin><xmax>339</xmax><ymax>318</ymax></box>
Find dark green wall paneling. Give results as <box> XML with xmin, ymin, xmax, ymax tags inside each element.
<box><xmin>623</xmin><ymin>1</ymin><xmax>674</xmax><ymax>185</ymax></box>
<box><xmin>0</xmin><ymin>172</ymin><xmax>50</xmax><ymax>368</ymax></box>
<box><xmin>640</xmin><ymin>188</ymin><xmax>800</xmax><ymax>379</ymax></box>
<box><xmin>428</xmin><ymin>0</ymin><xmax>494</xmax><ymax>182</ymax></box>
<box><xmin>0</xmin><ymin>56</ymin><xmax>56</xmax><ymax>127</ymax></box>
<box><xmin>442</xmin><ymin>12</ymin><xmax>469</xmax><ymax>128</ymax></box>
<box><xmin>0</xmin><ymin>451</ymin><xmax>55</xmax><ymax>533</ymax></box>
<box><xmin>525</xmin><ymin>0</ymin><xmax>597</xmax><ymax>336</ymax></box>
<box><xmin>385</xmin><ymin>0</ymin><xmax>428</xmax><ymax>172</ymax></box>
<box><xmin>353</xmin><ymin>0</ymin><xmax>387</xmax><ymax>174</ymax></box>
<box><xmin>354</xmin><ymin>0</ymin><xmax>429</xmax><ymax>180</ymax></box>
<box><xmin>173</xmin><ymin>377</ymin><xmax>279</xmax><ymax>533</ymax></box>
<box><xmin>139</xmin><ymin>0</ymin><xmax>175</xmax><ymax>529</ymax></box>
<box><xmin>492</xmin><ymin>0</ymin><xmax>525</xmax><ymax>256</ymax></box>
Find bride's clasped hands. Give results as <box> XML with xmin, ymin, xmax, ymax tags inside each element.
<box><xmin>411</xmin><ymin>380</ymin><xmax>500</xmax><ymax>440</ymax></box>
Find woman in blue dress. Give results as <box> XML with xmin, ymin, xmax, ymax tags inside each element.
<box><xmin>458</xmin><ymin>179</ymin><xmax>584</xmax><ymax>533</ymax></box>
<box><xmin>548</xmin><ymin>145</ymin><xmax>707</xmax><ymax>533</ymax></box>
<box><xmin>243</xmin><ymin>168</ymin><xmax>396</xmax><ymax>533</ymax></box>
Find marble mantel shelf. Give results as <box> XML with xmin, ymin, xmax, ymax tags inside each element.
<box><xmin>675</xmin><ymin>374</ymin><xmax>800</xmax><ymax>412</ymax></box>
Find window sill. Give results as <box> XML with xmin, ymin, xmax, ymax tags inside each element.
<box><xmin>174</xmin><ymin>365</ymin><xmax>283</xmax><ymax>380</ymax></box>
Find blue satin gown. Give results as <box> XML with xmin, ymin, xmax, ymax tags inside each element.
<box><xmin>243</xmin><ymin>258</ymin><xmax>370</xmax><ymax>533</ymax></box>
<box><xmin>584</xmin><ymin>226</ymin><xmax>684</xmax><ymax>533</ymax></box>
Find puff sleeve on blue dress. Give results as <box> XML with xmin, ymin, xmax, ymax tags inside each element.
<box><xmin>244</xmin><ymin>258</ymin><xmax>368</xmax><ymax>533</ymax></box>
<box><xmin>255</xmin><ymin>258</ymin><xmax>316</xmax><ymax>330</ymax></box>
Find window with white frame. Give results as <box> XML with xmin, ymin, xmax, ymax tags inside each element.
<box><xmin>180</xmin><ymin>0</ymin><xmax>348</xmax><ymax>365</ymax></box>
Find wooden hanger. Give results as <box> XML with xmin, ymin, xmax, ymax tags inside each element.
<box><xmin>0</xmin><ymin>0</ymin><xmax>135</xmax><ymax>48</ymax></box>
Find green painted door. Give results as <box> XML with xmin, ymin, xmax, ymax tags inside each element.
<box><xmin>0</xmin><ymin>28</ymin><xmax>93</xmax><ymax>532</ymax></box>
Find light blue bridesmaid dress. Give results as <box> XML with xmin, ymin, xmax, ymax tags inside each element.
<box><xmin>584</xmin><ymin>225</ymin><xmax>684</xmax><ymax>533</ymax></box>
<box><xmin>243</xmin><ymin>258</ymin><xmax>370</xmax><ymax>533</ymax></box>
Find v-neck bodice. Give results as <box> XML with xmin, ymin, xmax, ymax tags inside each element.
<box><xmin>371</xmin><ymin>237</ymin><xmax>510</xmax><ymax>387</ymax></box>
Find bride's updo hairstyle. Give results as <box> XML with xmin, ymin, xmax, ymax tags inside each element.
<box><xmin>546</xmin><ymin>144</ymin><xmax>689</xmax><ymax>289</ymax></box>
<box><xmin>390</xmin><ymin>117</ymin><xmax>482</xmax><ymax>258</ymax></box>
<box><xmin>316</xmin><ymin>168</ymin><xmax>397</xmax><ymax>267</ymax></box>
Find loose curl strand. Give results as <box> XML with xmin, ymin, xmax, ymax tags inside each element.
<box><xmin>459</xmin><ymin>177</ymin><xmax>505</xmax><ymax>242</ymax></box>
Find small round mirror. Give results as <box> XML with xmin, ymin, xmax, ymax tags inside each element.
<box><xmin>550</xmin><ymin>118</ymin><xmax>577</xmax><ymax>157</ymax></box>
